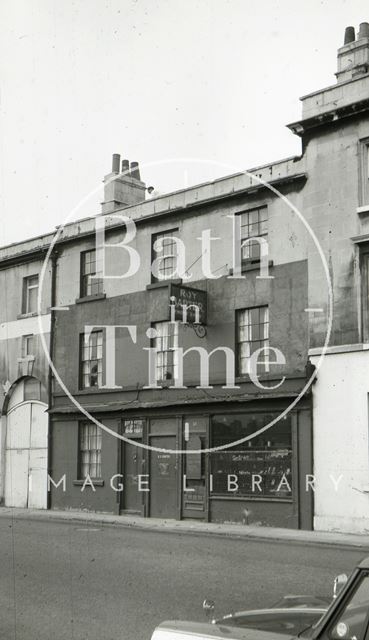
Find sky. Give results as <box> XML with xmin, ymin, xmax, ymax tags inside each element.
<box><xmin>0</xmin><ymin>0</ymin><xmax>368</xmax><ymax>246</ymax></box>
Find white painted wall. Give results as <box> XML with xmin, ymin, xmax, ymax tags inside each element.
<box><xmin>310</xmin><ymin>347</ymin><xmax>369</xmax><ymax>533</ymax></box>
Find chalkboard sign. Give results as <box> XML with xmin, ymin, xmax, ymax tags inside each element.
<box><xmin>211</xmin><ymin>449</ymin><xmax>292</xmax><ymax>498</ymax></box>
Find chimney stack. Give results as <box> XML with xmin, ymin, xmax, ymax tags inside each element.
<box><xmin>344</xmin><ymin>26</ymin><xmax>355</xmax><ymax>45</ymax></box>
<box><xmin>101</xmin><ymin>154</ymin><xmax>146</xmax><ymax>214</ymax></box>
<box><xmin>336</xmin><ymin>23</ymin><xmax>369</xmax><ymax>83</ymax></box>
<box><xmin>112</xmin><ymin>153</ymin><xmax>120</xmax><ymax>173</ymax></box>
<box><xmin>122</xmin><ymin>159</ymin><xmax>129</xmax><ymax>174</ymax></box>
<box><xmin>130</xmin><ymin>161</ymin><xmax>141</xmax><ymax>181</ymax></box>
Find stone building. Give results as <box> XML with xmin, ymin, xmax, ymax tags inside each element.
<box><xmin>0</xmin><ymin>236</ymin><xmax>52</xmax><ymax>508</ymax></box>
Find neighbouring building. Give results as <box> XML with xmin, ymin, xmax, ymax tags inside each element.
<box><xmin>1</xmin><ymin>24</ymin><xmax>369</xmax><ymax>532</ymax></box>
<box><xmin>0</xmin><ymin>236</ymin><xmax>52</xmax><ymax>509</ymax></box>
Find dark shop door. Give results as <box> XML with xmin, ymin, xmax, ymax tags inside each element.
<box><xmin>123</xmin><ymin>442</ymin><xmax>144</xmax><ymax>514</ymax></box>
<box><xmin>150</xmin><ymin>435</ymin><xmax>178</xmax><ymax>519</ymax></box>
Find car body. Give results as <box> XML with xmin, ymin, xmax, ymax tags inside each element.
<box><xmin>151</xmin><ymin>558</ymin><xmax>369</xmax><ymax>640</ymax></box>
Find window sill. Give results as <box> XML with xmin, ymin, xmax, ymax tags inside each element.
<box><xmin>146</xmin><ymin>278</ymin><xmax>182</xmax><ymax>291</ymax></box>
<box><xmin>357</xmin><ymin>204</ymin><xmax>369</xmax><ymax>215</ymax></box>
<box><xmin>75</xmin><ymin>293</ymin><xmax>106</xmax><ymax>304</ymax></box>
<box><xmin>229</xmin><ymin>260</ymin><xmax>273</xmax><ymax>275</ymax></box>
<box><xmin>17</xmin><ymin>311</ymin><xmax>39</xmax><ymax>320</ymax></box>
<box><xmin>73</xmin><ymin>479</ymin><xmax>104</xmax><ymax>487</ymax></box>
<box><xmin>209</xmin><ymin>494</ymin><xmax>292</xmax><ymax>503</ymax></box>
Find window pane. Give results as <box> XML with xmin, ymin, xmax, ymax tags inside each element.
<box><xmin>211</xmin><ymin>414</ymin><xmax>292</xmax><ymax>498</ymax></box>
<box><xmin>80</xmin><ymin>331</ymin><xmax>104</xmax><ymax>389</ymax></box>
<box><xmin>79</xmin><ymin>423</ymin><xmax>102</xmax><ymax>478</ymax></box>
<box><xmin>237</xmin><ymin>306</ymin><xmax>269</xmax><ymax>376</ymax></box>
<box><xmin>152</xmin><ymin>230</ymin><xmax>179</xmax><ymax>281</ymax></box>
<box><xmin>239</xmin><ymin>208</ymin><xmax>268</xmax><ymax>262</ymax></box>
<box><xmin>153</xmin><ymin>321</ymin><xmax>179</xmax><ymax>381</ymax></box>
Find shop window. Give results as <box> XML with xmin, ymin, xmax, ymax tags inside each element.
<box><xmin>79</xmin><ymin>422</ymin><xmax>102</xmax><ymax>479</ymax></box>
<box><xmin>361</xmin><ymin>248</ymin><xmax>369</xmax><ymax>341</ymax></box>
<box><xmin>80</xmin><ymin>249</ymin><xmax>103</xmax><ymax>297</ymax></box>
<box><xmin>22</xmin><ymin>274</ymin><xmax>39</xmax><ymax>314</ymax></box>
<box><xmin>80</xmin><ymin>330</ymin><xmax>103</xmax><ymax>389</ymax></box>
<box><xmin>151</xmin><ymin>229</ymin><xmax>179</xmax><ymax>282</ymax></box>
<box><xmin>210</xmin><ymin>413</ymin><xmax>292</xmax><ymax>499</ymax></box>
<box><xmin>152</xmin><ymin>321</ymin><xmax>179</xmax><ymax>382</ymax></box>
<box><xmin>239</xmin><ymin>206</ymin><xmax>268</xmax><ymax>262</ymax></box>
<box><xmin>359</xmin><ymin>139</ymin><xmax>369</xmax><ymax>206</ymax></box>
<box><xmin>236</xmin><ymin>306</ymin><xmax>269</xmax><ymax>376</ymax></box>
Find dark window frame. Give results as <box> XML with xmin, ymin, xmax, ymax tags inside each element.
<box><xmin>235</xmin><ymin>305</ymin><xmax>269</xmax><ymax>377</ymax></box>
<box><xmin>79</xmin><ymin>329</ymin><xmax>104</xmax><ymax>390</ymax></box>
<box><xmin>80</xmin><ymin>249</ymin><xmax>104</xmax><ymax>298</ymax></box>
<box><xmin>209</xmin><ymin>411</ymin><xmax>293</xmax><ymax>500</ymax></box>
<box><xmin>238</xmin><ymin>206</ymin><xmax>268</xmax><ymax>264</ymax></box>
<box><xmin>78</xmin><ymin>422</ymin><xmax>102</xmax><ymax>480</ymax></box>
<box><xmin>22</xmin><ymin>274</ymin><xmax>39</xmax><ymax>314</ymax></box>
<box><xmin>151</xmin><ymin>320</ymin><xmax>179</xmax><ymax>383</ymax></box>
<box><xmin>359</xmin><ymin>138</ymin><xmax>369</xmax><ymax>206</ymax></box>
<box><xmin>151</xmin><ymin>228</ymin><xmax>179</xmax><ymax>283</ymax></box>
<box><xmin>361</xmin><ymin>245</ymin><xmax>369</xmax><ymax>342</ymax></box>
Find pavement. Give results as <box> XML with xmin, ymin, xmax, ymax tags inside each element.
<box><xmin>1</xmin><ymin>505</ymin><xmax>369</xmax><ymax>548</ymax></box>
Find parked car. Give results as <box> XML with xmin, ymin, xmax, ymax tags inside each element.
<box><xmin>150</xmin><ymin>557</ymin><xmax>369</xmax><ymax>640</ymax></box>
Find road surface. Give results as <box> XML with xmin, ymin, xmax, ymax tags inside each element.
<box><xmin>0</xmin><ymin>516</ymin><xmax>366</xmax><ymax>640</ymax></box>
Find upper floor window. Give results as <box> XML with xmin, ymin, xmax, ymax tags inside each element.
<box><xmin>151</xmin><ymin>229</ymin><xmax>179</xmax><ymax>282</ymax></box>
<box><xmin>152</xmin><ymin>321</ymin><xmax>179</xmax><ymax>382</ymax></box>
<box><xmin>80</xmin><ymin>249</ymin><xmax>103</xmax><ymax>297</ymax></box>
<box><xmin>79</xmin><ymin>422</ymin><xmax>102</xmax><ymax>479</ymax></box>
<box><xmin>359</xmin><ymin>138</ymin><xmax>369</xmax><ymax>205</ymax></box>
<box><xmin>22</xmin><ymin>275</ymin><xmax>39</xmax><ymax>314</ymax></box>
<box><xmin>236</xmin><ymin>306</ymin><xmax>269</xmax><ymax>376</ymax></box>
<box><xmin>80</xmin><ymin>330</ymin><xmax>103</xmax><ymax>389</ymax></box>
<box><xmin>22</xmin><ymin>334</ymin><xmax>34</xmax><ymax>357</ymax></box>
<box><xmin>239</xmin><ymin>207</ymin><xmax>268</xmax><ymax>262</ymax></box>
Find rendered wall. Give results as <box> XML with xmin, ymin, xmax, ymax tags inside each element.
<box><xmin>311</xmin><ymin>348</ymin><xmax>369</xmax><ymax>533</ymax></box>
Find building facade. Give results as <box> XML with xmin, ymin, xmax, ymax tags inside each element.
<box><xmin>0</xmin><ymin>237</ymin><xmax>52</xmax><ymax>509</ymax></box>
<box><xmin>47</xmin><ymin>154</ymin><xmax>313</xmax><ymax>528</ymax></box>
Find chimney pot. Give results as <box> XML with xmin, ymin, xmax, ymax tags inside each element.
<box><xmin>122</xmin><ymin>159</ymin><xmax>130</xmax><ymax>174</ymax></box>
<box><xmin>358</xmin><ymin>22</ymin><xmax>369</xmax><ymax>39</ymax></box>
<box><xmin>344</xmin><ymin>26</ymin><xmax>355</xmax><ymax>44</ymax></box>
<box><xmin>112</xmin><ymin>153</ymin><xmax>120</xmax><ymax>173</ymax></box>
<box><xmin>130</xmin><ymin>161</ymin><xmax>141</xmax><ymax>181</ymax></box>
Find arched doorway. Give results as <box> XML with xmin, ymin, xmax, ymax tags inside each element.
<box><xmin>3</xmin><ymin>377</ymin><xmax>48</xmax><ymax>509</ymax></box>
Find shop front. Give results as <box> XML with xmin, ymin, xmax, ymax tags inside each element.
<box><xmin>118</xmin><ymin>399</ymin><xmax>313</xmax><ymax>530</ymax></box>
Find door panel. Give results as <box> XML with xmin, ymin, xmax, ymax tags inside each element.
<box><xmin>30</xmin><ymin>404</ymin><xmax>48</xmax><ymax>448</ymax></box>
<box><xmin>123</xmin><ymin>442</ymin><xmax>144</xmax><ymax>513</ymax></box>
<box><xmin>4</xmin><ymin>401</ymin><xmax>48</xmax><ymax>509</ymax></box>
<box><xmin>4</xmin><ymin>449</ymin><xmax>29</xmax><ymax>508</ymax></box>
<box><xmin>28</xmin><ymin>448</ymin><xmax>48</xmax><ymax>509</ymax></box>
<box><xmin>6</xmin><ymin>404</ymin><xmax>31</xmax><ymax>449</ymax></box>
<box><xmin>150</xmin><ymin>435</ymin><xmax>177</xmax><ymax>519</ymax></box>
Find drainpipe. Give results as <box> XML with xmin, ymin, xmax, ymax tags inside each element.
<box><xmin>47</xmin><ymin>249</ymin><xmax>58</xmax><ymax>509</ymax></box>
